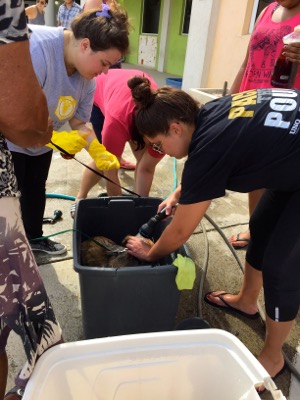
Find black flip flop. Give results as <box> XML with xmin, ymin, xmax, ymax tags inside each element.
<box><xmin>204</xmin><ymin>291</ymin><xmax>259</xmax><ymax>320</ymax></box>
<box><xmin>232</xmin><ymin>233</ymin><xmax>250</xmax><ymax>250</ymax></box>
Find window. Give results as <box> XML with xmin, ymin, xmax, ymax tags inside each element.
<box><xmin>142</xmin><ymin>0</ymin><xmax>161</xmax><ymax>35</ymax></box>
<box><xmin>182</xmin><ymin>0</ymin><xmax>192</xmax><ymax>35</ymax></box>
<box><xmin>249</xmin><ymin>0</ymin><xmax>275</xmax><ymax>33</ymax></box>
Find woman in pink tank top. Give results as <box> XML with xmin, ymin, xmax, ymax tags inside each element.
<box><xmin>240</xmin><ymin>2</ymin><xmax>300</xmax><ymax>91</ymax></box>
<box><xmin>228</xmin><ymin>0</ymin><xmax>300</xmax><ymax>250</ymax></box>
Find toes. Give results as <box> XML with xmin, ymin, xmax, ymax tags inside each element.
<box><xmin>208</xmin><ymin>290</ymin><xmax>227</xmax><ymax>298</ymax></box>
<box><xmin>229</xmin><ymin>234</ymin><xmax>238</xmax><ymax>243</ymax></box>
<box><xmin>206</xmin><ymin>291</ymin><xmax>228</xmax><ymax>305</ymax></box>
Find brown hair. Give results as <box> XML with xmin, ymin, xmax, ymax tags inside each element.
<box><xmin>71</xmin><ymin>7</ymin><xmax>130</xmax><ymax>54</ymax></box>
<box><xmin>128</xmin><ymin>76</ymin><xmax>199</xmax><ymax>138</ymax></box>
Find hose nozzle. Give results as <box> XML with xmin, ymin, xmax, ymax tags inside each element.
<box><xmin>42</xmin><ymin>210</ymin><xmax>63</xmax><ymax>224</ymax></box>
<box><xmin>139</xmin><ymin>207</ymin><xmax>169</xmax><ymax>239</ymax></box>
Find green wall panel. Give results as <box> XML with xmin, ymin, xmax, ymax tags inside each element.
<box><xmin>122</xmin><ymin>0</ymin><xmax>187</xmax><ymax>75</ymax></box>
<box><xmin>122</xmin><ymin>0</ymin><xmax>142</xmax><ymax>64</ymax></box>
<box><xmin>165</xmin><ymin>0</ymin><xmax>188</xmax><ymax>75</ymax></box>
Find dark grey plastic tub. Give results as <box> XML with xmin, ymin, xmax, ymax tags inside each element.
<box><xmin>73</xmin><ymin>197</ymin><xmax>189</xmax><ymax>339</ymax></box>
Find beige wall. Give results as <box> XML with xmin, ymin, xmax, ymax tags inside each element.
<box><xmin>207</xmin><ymin>0</ymin><xmax>255</xmax><ymax>89</ymax></box>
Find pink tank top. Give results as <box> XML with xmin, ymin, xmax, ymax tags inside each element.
<box><xmin>239</xmin><ymin>4</ymin><xmax>300</xmax><ymax>91</ymax></box>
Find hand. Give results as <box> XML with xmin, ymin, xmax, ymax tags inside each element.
<box><xmin>46</xmin><ymin>130</ymin><xmax>88</xmax><ymax>154</ymax></box>
<box><xmin>88</xmin><ymin>138</ymin><xmax>120</xmax><ymax>170</ymax></box>
<box><xmin>158</xmin><ymin>186</ymin><xmax>181</xmax><ymax>215</ymax></box>
<box><xmin>285</xmin><ymin>42</ymin><xmax>300</xmax><ymax>64</ymax></box>
<box><xmin>124</xmin><ymin>235</ymin><xmax>153</xmax><ymax>261</ymax></box>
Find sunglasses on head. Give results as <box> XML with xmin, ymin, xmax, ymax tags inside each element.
<box><xmin>151</xmin><ymin>142</ymin><xmax>164</xmax><ymax>155</ymax></box>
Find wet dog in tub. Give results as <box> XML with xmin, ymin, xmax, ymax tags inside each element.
<box><xmin>81</xmin><ymin>235</ymin><xmax>153</xmax><ymax>268</ymax></box>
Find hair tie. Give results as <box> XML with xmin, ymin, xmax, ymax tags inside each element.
<box><xmin>96</xmin><ymin>4</ymin><xmax>111</xmax><ymax>19</ymax></box>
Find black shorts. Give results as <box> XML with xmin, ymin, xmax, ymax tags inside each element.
<box><xmin>246</xmin><ymin>189</ymin><xmax>300</xmax><ymax>321</ymax></box>
<box><xmin>90</xmin><ymin>104</ymin><xmax>104</xmax><ymax>143</ymax></box>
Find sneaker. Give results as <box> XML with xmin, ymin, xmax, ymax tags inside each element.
<box><xmin>5</xmin><ymin>386</ymin><xmax>24</xmax><ymax>398</ymax></box>
<box><xmin>30</xmin><ymin>238</ymin><xmax>67</xmax><ymax>255</ymax></box>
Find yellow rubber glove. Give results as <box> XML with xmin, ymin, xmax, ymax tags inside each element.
<box><xmin>173</xmin><ymin>254</ymin><xmax>196</xmax><ymax>290</ymax></box>
<box><xmin>46</xmin><ymin>130</ymin><xmax>88</xmax><ymax>155</ymax></box>
<box><xmin>88</xmin><ymin>138</ymin><xmax>120</xmax><ymax>170</ymax></box>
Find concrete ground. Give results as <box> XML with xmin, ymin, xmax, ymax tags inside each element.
<box><xmin>5</xmin><ymin>65</ymin><xmax>300</xmax><ymax>399</ymax></box>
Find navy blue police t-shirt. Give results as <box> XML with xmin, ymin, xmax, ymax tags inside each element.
<box><xmin>180</xmin><ymin>88</ymin><xmax>300</xmax><ymax>204</ymax></box>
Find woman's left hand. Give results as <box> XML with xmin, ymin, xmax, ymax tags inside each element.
<box><xmin>125</xmin><ymin>235</ymin><xmax>153</xmax><ymax>261</ymax></box>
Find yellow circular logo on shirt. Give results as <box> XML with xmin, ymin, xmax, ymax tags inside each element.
<box><xmin>55</xmin><ymin>96</ymin><xmax>77</xmax><ymax>120</ymax></box>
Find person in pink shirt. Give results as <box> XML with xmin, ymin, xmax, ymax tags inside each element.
<box><xmin>73</xmin><ymin>69</ymin><xmax>164</xmax><ymax>211</ymax></box>
<box><xmin>228</xmin><ymin>0</ymin><xmax>300</xmax><ymax>249</ymax></box>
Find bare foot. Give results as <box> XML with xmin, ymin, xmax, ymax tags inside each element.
<box><xmin>256</xmin><ymin>353</ymin><xmax>285</xmax><ymax>393</ymax></box>
<box><xmin>258</xmin><ymin>352</ymin><xmax>285</xmax><ymax>379</ymax></box>
<box><xmin>229</xmin><ymin>230</ymin><xmax>250</xmax><ymax>248</ymax></box>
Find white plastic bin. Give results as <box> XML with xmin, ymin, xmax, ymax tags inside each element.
<box><xmin>23</xmin><ymin>329</ymin><xmax>285</xmax><ymax>400</ymax></box>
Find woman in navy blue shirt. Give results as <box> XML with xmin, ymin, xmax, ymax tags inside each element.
<box><xmin>125</xmin><ymin>77</ymin><xmax>300</xmax><ymax>392</ymax></box>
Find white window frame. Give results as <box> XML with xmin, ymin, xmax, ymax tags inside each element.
<box><xmin>249</xmin><ymin>0</ymin><xmax>275</xmax><ymax>34</ymax></box>
<box><xmin>181</xmin><ymin>0</ymin><xmax>192</xmax><ymax>36</ymax></box>
<box><xmin>249</xmin><ymin>0</ymin><xmax>260</xmax><ymax>34</ymax></box>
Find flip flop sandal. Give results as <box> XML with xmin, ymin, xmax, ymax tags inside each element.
<box><xmin>231</xmin><ymin>233</ymin><xmax>250</xmax><ymax>250</ymax></box>
<box><xmin>204</xmin><ymin>291</ymin><xmax>259</xmax><ymax>320</ymax></box>
<box><xmin>5</xmin><ymin>386</ymin><xmax>24</xmax><ymax>399</ymax></box>
<box><xmin>120</xmin><ymin>160</ymin><xmax>136</xmax><ymax>170</ymax></box>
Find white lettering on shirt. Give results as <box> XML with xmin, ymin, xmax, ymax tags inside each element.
<box><xmin>289</xmin><ymin>118</ymin><xmax>300</xmax><ymax>135</ymax></box>
<box><xmin>269</xmin><ymin>98</ymin><xmax>297</xmax><ymax>112</ymax></box>
<box><xmin>264</xmin><ymin>112</ymin><xmax>290</xmax><ymax>129</ymax></box>
<box><xmin>264</xmin><ymin>91</ymin><xmax>298</xmax><ymax>130</ymax></box>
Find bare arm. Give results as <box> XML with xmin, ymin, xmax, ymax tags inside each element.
<box><xmin>25</xmin><ymin>5</ymin><xmax>36</xmax><ymax>20</ymax></box>
<box><xmin>134</xmin><ymin>150</ymin><xmax>161</xmax><ymax>196</ymax></box>
<box><xmin>0</xmin><ymin>41</ymin><xmax>50</xmax><ymax>147</ymax></box>
<box><xmin>106</xmin><ymin>168</ymin><xmax>122</xmax><ymax>196</ymax></box>
<box><xmin>69</xmin><ymin>116</ymin><xmax>94</xmax><ymax>140</ymax></box>
<box><xmin>229</xmin><ymin>45</ymin><xmax>249</xmax><ymax>94</ymax></box>
<box><xmin>69</xmin><ymin>116</ymin><xmax>88</xmax><ymax>130</ymax></box>
<box><xmin>126</xmin><ymin>200</ymin><xmax>211</xmax><ymax>261</ymax></box>
<box><xmin>57</xmin><ymin>6</ymin><xmax>61</xmax><ymax>26</ymax></box>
